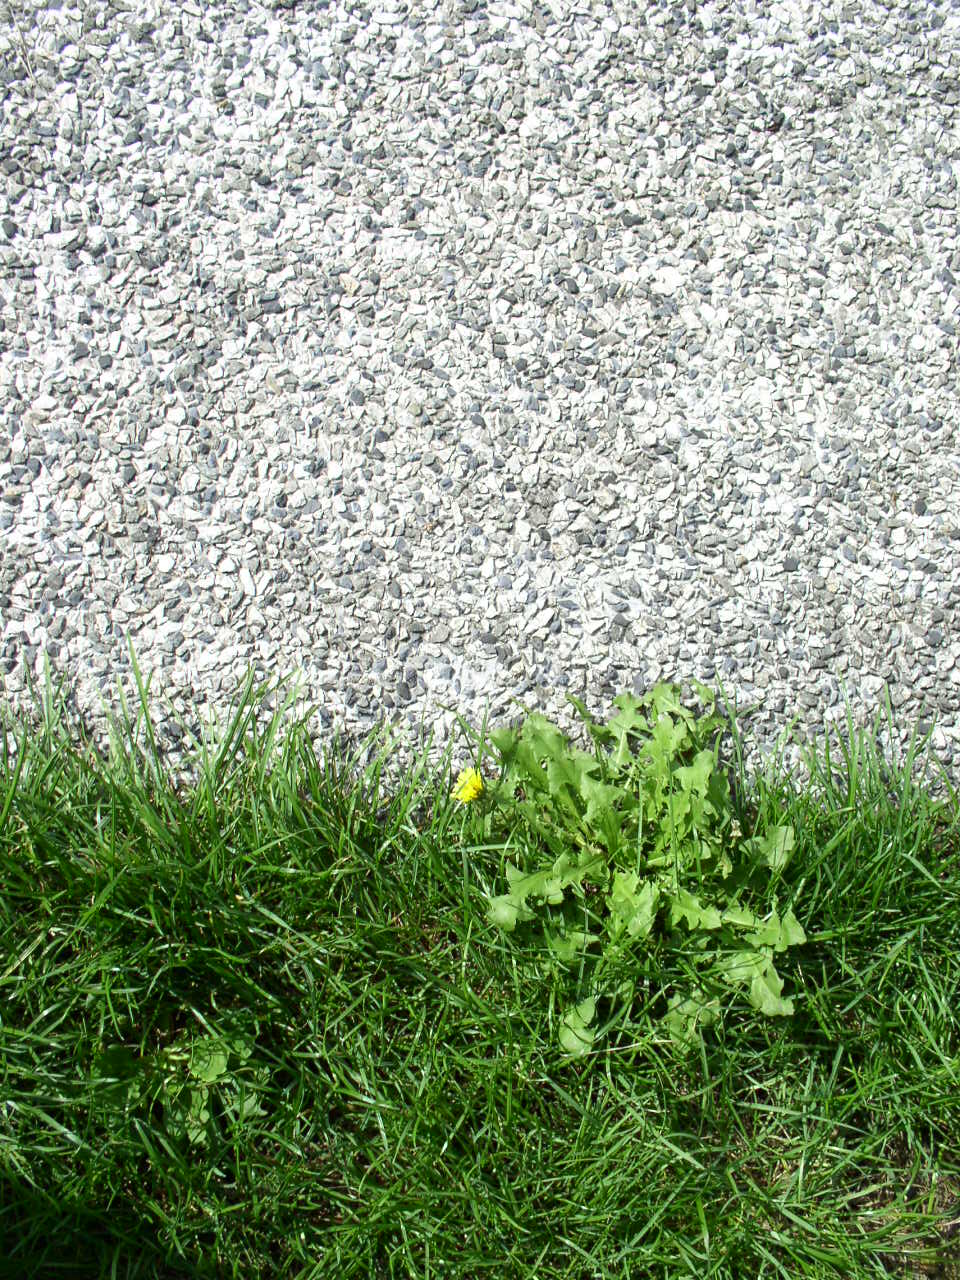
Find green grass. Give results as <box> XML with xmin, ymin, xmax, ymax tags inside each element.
<box><xmin>0</xmin><ymin>658</ymin><xmax>959</xmax><ymax>1279</ymax></box>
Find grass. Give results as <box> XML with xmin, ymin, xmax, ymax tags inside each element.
<box><xmin>0</xmin><ymin>657</ymin><xmax>958</xmax><ymax>1279</ymax></box>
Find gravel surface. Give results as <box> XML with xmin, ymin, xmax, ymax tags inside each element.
<box><xmin>1</xmin><ymin>0</ymin><xmax>959</xmax><ymax>801</ymax></box>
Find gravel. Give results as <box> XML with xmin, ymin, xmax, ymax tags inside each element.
<box><xmin>1</xmin><ymin>0</ymin><xmax>959</xmax><ymax>803</ymax></box>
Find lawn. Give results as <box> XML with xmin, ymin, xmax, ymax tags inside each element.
<box><xmin>0</xmin><ymin>657</ymin><xmax>958</xmax><ymax>1279</ymax></box>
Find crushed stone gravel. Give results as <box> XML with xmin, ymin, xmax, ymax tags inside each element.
<box><xmin>1</xmin><ymin>0</ymin><xmax>959</xmax><ymax>802</ymax></box>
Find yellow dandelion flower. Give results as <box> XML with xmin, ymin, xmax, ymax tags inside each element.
<box><xmin>452</xmin><ymin>766</ymin><xmax>484</xmax><ymax>804</ymax></box>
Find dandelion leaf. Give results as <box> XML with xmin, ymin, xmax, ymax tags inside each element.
<box><xmin>605</xmin><ymin>694</ymin><xmax>651</xmax><ymax>769</ymax></box>
<box><xmin>716</xmin><ymin>949</ymin><xmax>768</xmax><ymax>986</ymax></box>
<box><xmin>608</xmin><ymin>871</ymin><xmax>660</xmax><ymax>940</ymax></box>
<box><xmin>748</xmin><ymin>963</ymin><xmax>795</xmax><ymax>1016</ymax></box>
<box><xmin>546</xmin><ymin>928</ymin><xmax>596</xmax><ymax>965</ymax></box>
<box><xmin>742</xmin><ymin>824</ymin><xmax>795</xmax><ymax>873</ymax></box>
<box><xmin>559</xmin><ymin>997</ymin><xmax>596</xmax><ymax>1058</ymax></box>
<box><xmin>745</xmin><ymin>908</ymin><xmax>807</xmax><ymax>953</ymax></box>
<box><xmin>190</xmin><ymin>1038</ymin><xmax>230</xmax><ymax>1084</ymax></box>
<box><xmin>488</xmin><ymin>726</ymin><xmax>519</xmax><ymax>761</ymax></box>
<box><xmin>721</xmin><ymin>903</ymin><xmax>760</xmax><ymax>930</ymax></box>
<box><xmin>665</xmin><ymin>988</ymin><xmax>719</xmax><ymax>1048</ymax></box>
<box><xmin>648</xmin><ymin>714</ymin><xmax>688</xmax><ymax>777</ymax></box>
<box><xmin>669</xmin><ymin>888</ymin><xmax>722</xmax><ymax>931</ymax></box>
<box><xmin>674</xmin><ymin>749</ymin><xmax>715</xmax><ymax>798</ymax></box>
<box><xmin>544</xmin><ymin>749</ymin><xmax>597</xmax><ymax>827</ymax></box>
<box><xmin>488</xmin><ymin>893</ymin><xmax>534</xmax><ymax>932</ymax></box>
<box><xmin>780</xmin><ymin>908</ymin><xmax>806</xmax><ymax>947</ymax></box>
<box><xmin>579</xmin><ymin>771</ymin><xmax>625</xmax><ymax>828</ymax></box>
